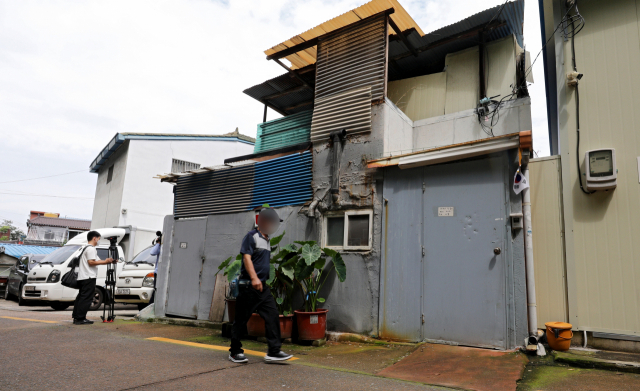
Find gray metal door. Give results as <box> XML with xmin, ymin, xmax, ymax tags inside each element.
<box><xmin>421</xmin><ymin>157</ymin><xmax>507</xmax><ymax>349</ymax></box>
<box><xmin>165</xmin><ymin>218</ymin><xmax>207</xmax><ymax>319</ymax></box>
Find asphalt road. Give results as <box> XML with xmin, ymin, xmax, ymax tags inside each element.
<box><xmin>0</xmin><ymin>298</ymin><xmax>441</xmax><ymax>391</ymax></box>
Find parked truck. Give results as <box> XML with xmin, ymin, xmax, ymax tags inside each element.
<box><xmin>20</xmin><ymin>226</ymin><xmax>158</xmax><ymax>311</ymax></box>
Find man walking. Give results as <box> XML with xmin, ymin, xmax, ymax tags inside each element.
<box><xmin>229</xmin><ymin>208</ymin><xmax>293</xmax><ymax>363</ymax></box>
<box><xmin>73</xmin><ymin>230</ymin><xmax>115</xmax><ymax>325</ymax></box>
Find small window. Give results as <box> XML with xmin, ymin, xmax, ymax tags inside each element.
<box><xmin>172</xmin><ymin>159</ymin><xmax>201</xmax><ymax>173</ymax></box>
<box><xmin>323</xmin><ymin>210</ymin><xmax>373</xmax><ymax>251</ymax></box>
<box><xmin>106</xmin><ymin>165</ymin><xmax>114</xmax><ymax>183</ymax></box>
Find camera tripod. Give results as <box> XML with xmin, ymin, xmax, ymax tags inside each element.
<box><xmin>101</xmin><ymin>237</ymin><xmax>118</xmax><ymax>323</ymax></box>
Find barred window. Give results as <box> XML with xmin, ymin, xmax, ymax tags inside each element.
<box><xmin>171</xmin><ymin>159</ymin><xmax>201</xmax><ymax>173</ymax></box>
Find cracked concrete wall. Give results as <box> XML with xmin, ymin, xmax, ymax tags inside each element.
<box><xmin>309</xmin><ymin>102</ymin><xmax>387</xmax><ymax>336</ymax></box>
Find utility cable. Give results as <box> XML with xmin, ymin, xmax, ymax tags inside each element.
<box><xmin>0</xmin><ymin>170</ymin><xmax>87</xmax><ymax>184</ymax></box>
<box><xmin>0</xmin><ymin>190</ymin><xmax>94</xmax><ymax>200</ymax></box>
<box><xmin>568</xmin><ymin>3</ymin><xmax>593</xmax><ymax>195</ymax></box>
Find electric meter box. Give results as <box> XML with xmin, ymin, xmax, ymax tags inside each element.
<box><xmin>585</xmin><ymin>148</ymin><xmax>617</xmax><ymax>191</ymax></box>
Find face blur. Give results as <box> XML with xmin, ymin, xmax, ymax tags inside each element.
<box><xmin>89</xmin><ymin>236</ymin><xmax>101</xmax><ymax>246</ymax></box>
<box><xmin>258</xmin><ymin>217</ymin><xmax>278</xmax><ymax>236</ymax></box>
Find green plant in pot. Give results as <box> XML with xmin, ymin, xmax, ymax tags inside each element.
<box><xmin>284</xmin><ymin>242</ymin><xmax>347</xmax><ymax>341</ymax></box>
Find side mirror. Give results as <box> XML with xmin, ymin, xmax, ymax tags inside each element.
<box><xmin>17</xmin><ymin>264</ymin><xmax>26</xmax><ymax>272</ymax></box>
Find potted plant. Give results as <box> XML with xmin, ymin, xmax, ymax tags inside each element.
<box><xmin>285</xmin><ymin>242</ymin><xmax>347</xmax><ymax>341</ymax></box>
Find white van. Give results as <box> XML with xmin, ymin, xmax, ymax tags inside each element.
<box><xmin>114</xmin><ymin>245</ymin><xmax>157</xmax><ymax>310</ymax></box>
<box><xmin>21</xmin><ymin>228</ymin><xmax>126</xmax><ymax>311</ymax></box>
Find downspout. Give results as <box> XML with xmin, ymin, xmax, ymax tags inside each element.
<box><xmin>329</xmin><ymin>129</ymin><xmax>347</xmax><ymax>204</ymax></box>
<box><xmin>521</xmin><ymin>151</ymin><xmax>538</xmax><ymax>340</ymax></box>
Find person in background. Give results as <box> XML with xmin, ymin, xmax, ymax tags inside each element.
<box><xmin>229</xmin><ymin>208</ymin><xmax>293</xmax><ymax>363</ymax></box>
<box><xmin>73</xmin><ymin>230</ymin><xmax>116</xmax><ymax>325</ymax></box>
<box><xmin>149</xmin><ymin>231</ymin><xmax>161</xmax><ymax>304</ymax></box>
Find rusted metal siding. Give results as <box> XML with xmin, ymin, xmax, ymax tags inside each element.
<box><xmin>315</xmin><ymin>13</ymin><xmax>387</xmax><ymax>101</ymax></box>
<box><xmin>254</xmin><ymin>110</ymin><xmax>312</xmax><ymax>154</ymax></box>
<box><xmin>529</xmin><ymin>156</ymin><xmax>568</xmax><ymax>328</ymax></box>
<box><xmin>555</xmin><ymin>0</ymin><xmax>640</xmax><ymax>336</ymax></box>
<box><xmin>310</xmin><ymin>86</ymin><xmax>372</xmax><ymax>142</ymax></box>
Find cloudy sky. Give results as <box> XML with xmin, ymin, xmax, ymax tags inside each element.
<box><xmin>0</xmin><ymin>0</ymin><xmax>548</xmax><ymax>232</ymax></box>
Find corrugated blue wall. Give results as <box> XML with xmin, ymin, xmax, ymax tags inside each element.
<box><xmin>174</xmin><ymin>151</ymin><xmax>312</xmax><ymax>219</ymax></box>
<box><xmin>254</xmin><ymin>110</ymin><xmax>312</xmax><ymax>154</ymax></box>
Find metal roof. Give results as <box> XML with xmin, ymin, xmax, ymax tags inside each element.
<box><xmin>0</xmin><ymin>244</ymin><xmax>59</xmax><ymax>259</ymax></box>
<box><xmin>89</xmin><ymin>130</ymin><xmax>256</xmax><ymax>174</ymax></box>
<box><xmin>243</xmin><ymin>65</ymin><xmax>316</xmax><ymax>116</ymax></box>
<box><xmin>245</xmin><ymin>0</ymin><xmax>525</xmax><ymax>111</ymax></box>
<box><xmin>265</xmin><ymin>0</ymin><xmax>423</xmax><ymax>70</ymax></box>
<box><xmin>28</xmin><ymin>216</ymin><xmax>92</xmax><ymax>230</ymax></box>
<box><xmin>389</xmin><ymin>0</ymin><xmax>525</xmax><ymax>80</ymax></box>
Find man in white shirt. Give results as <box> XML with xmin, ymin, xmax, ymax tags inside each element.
<box><xmin>72</xmin><ymin>231</ymin><xmax>115</xmax><ymax>325</ymax></box>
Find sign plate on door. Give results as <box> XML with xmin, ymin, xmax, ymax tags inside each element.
<box><xmin>438</xmin><ymin>207</ymin><xmax>454</xmax><ymax>217</ymax></box>
<box><xmin>180</xmin><ymin>242</ymin><xmax>187</xmax><ymax>249</ymax></box>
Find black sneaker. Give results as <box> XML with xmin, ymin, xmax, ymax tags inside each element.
<box><xmin>73</xmin><ymin>319</ymin><xmax>93</xmax><ymax>325</ymax></box>
<box><xmin>265</xmin><ymin>351</ymin><xmax>293</xmax><ymax>362</ymax></box>
<box><xmin>229</xmin><ymin>353</ymin><xmax>248</xmax><ymax>363</ymax></box>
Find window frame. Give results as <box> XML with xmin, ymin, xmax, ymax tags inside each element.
<box><xmin>322</xmin><ymin>209</ymin><xmax>373</xmax><ymax>252</ymax></box>
<box><xmin>106</xmin><ymin>165</ymin><xmax>114</xmax><ymax>184</ymax></box>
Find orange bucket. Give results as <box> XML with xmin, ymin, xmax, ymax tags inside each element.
<box><xmin>545</xmin><ymin>321</ymin><xmax>573</xmax><ymax>351</ymax></box>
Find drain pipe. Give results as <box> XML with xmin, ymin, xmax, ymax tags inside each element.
<box><xmin>329</xmin><ymin>129</ymin><xmax>347</xmax><ymax>204</ymax></box>
<box><xmin>522</xmin><ymin>159</ymin><xmax>538</xmax><ymax>340</ymax></box>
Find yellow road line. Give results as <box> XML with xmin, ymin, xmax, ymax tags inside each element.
<box><xmin>0</xmin><ymin>316</ymin><xmax>58</xmax><ymax>324</ymax></box>
<box><xmin>146</xmin><ymin>337</ymin><xmax>299</xmax><ymax>360</ymax></box>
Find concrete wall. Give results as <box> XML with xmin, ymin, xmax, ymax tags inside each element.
<box><xmin>380</xmin><ymin>97</ymin><xmax>532</xmax><ymax>158</ymax></box>
<box><xmin>549</xmin><ymin>0</ymin><xmax>640</xmax><ymax>337</ymax></box>
<box><xmin>91</xmin><ymin>142</ymin><xmax>129</xmax><ymax>229</ymax></box>
<box><xmin>307</xmin><ymin>102</ymin><xmax>387</xmax><ymax>336</ymax></box>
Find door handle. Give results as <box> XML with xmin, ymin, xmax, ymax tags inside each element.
<box><xmin>493</xmin><ymin>247</ymin><xmax>501</xmax><ymax>255</ymax></box>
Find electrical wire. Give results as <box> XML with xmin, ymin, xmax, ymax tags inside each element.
<box><xmin>477</xmin><ymin>1</ymin><xmax>586</xmax><ymax>135</ymax></box>
<box><xmin>0</xmin><ymin>170</ymin><xmax>87</xmax><ymax>184</ymax></box>
<box><xmin>0</xmin><ymin>190</ymin><xmax>94</xmax><ymax>200</ymax></box>
<box><xmin>484</xmin><ymin>0</ymin><xmax>510</xmax><ymax>30</ymax></box>
<box><xmin>568</xmin><ymin>2</ymin><xmax>593</xmax><ymax>195</ymax></box>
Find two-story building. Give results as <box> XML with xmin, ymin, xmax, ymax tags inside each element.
<box><xmin>154</xmin><ymin>0</ymin><xmax>533</xmax><ymax>350</ymax></box>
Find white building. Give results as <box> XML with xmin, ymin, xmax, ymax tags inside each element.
<box><xmin>89</xmin><ymin>131</ymin><xmax>255</xmax><ymax>232</ymax></box>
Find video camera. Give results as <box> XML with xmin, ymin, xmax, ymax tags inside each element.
<box><xmin>105</xmin><ymin>235</ymin><xmax>118</xmax><ymax>247</ymax></box>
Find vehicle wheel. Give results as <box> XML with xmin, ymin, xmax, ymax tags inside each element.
<box><xmin>137</xmin><ymin>303</ymin><xmax>148</xmax><ymax>311</ymax></box>
<box><xmin>89</xmin><ymin>288</ymin><xmax>103</xmax><ymax>311</ymax></box>
<box><xmin>50</xmin><ymin>302</ymin><xmax>70</xmax><ymax>311</ymax></box>
<box><xmin>17</xmin><ymin>284</ymin><xmax>25</xmax><ymax>306</ymax></box>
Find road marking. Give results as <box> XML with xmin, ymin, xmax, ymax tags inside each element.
<box><xmin>0</xmin><ymin>316</ymin><xmax>58</xmax><ymax>324</ymax></box>
<box><xmin>146</xmin><ymin>337</ymin><xmax>299</xmax><ymax>360</ymax></box>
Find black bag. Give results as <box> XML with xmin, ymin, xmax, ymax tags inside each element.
<box><xmin>61</xmin><ymin>246</ymin><xmax>88</xmax><ymax>289</ymax></box>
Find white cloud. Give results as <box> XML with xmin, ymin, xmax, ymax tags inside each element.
<box><xmin>0</xmin><ymin>0</ymin><xmax>550</xmax><ymax>232</ymax></box>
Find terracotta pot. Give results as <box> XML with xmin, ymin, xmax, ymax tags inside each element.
<box><xmin>225</xmin><ymin>299</ymin><xmax>236</xmax><ymax>323</ymax></box>
<box><xmin>279</xmin><ymin>314</ymin><xmax>294</xmax><ymax>339</ymax></box>
<box><xmin>247</xmin><ymin>313</ymin><xmax>294</xmax><ymax>339</ymax></box>
<box><xmin>294</xmin><ymin>309</ymin><xmax>328</xmax><ymax>341</ymax></box>
<box><xmin>247</xmin><ymin>313</ymin><xmax>265</xmax><ymax>337</ymax></box>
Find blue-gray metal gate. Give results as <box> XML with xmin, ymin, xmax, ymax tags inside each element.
<box><xmin>380</xmin><ymin>156</ymin><xmax>508</xmax><ymax>348</ymax></box>
<box><xmin>165</xmin><ymin>218</ymin><xmax>207</xmax><ymax>319</ymax></box>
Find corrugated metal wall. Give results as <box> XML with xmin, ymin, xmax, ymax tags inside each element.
<box><xmin>310</xmin><ymin>86</ymin><xmax>372</xmax><ymax>142</ymax></box>
<box><xmin>315</xmin><ymin>13</ymin><xmax>387</xmax><ymax>101</ymax></box>
<box><xmin>249</xmin><ymin>151</ymin><xmax>313</xmax><ymax>209</ymax></box>
<box><xmin>529</xmin><ymin>156</ymin><xmax>568</xmax><ymax>328</ymax></box>
<box><xmin>387</xmin><ymin>72</ymin><xmax>446</xmax><ymax>121</ymax></box>
<box><xmin>173</xmin><ymin>151</ymin><xmax>312</xmax><ymax>219</ymax></box>
<box><xmin>254</xmin><ymin>110</ymin><xmax>312</xmax><ymax>154</ymax></box>
<box><xmin>556</xmin><ymin>0</ymin><xmax>640</xmax><ymax>336</ymax></box>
